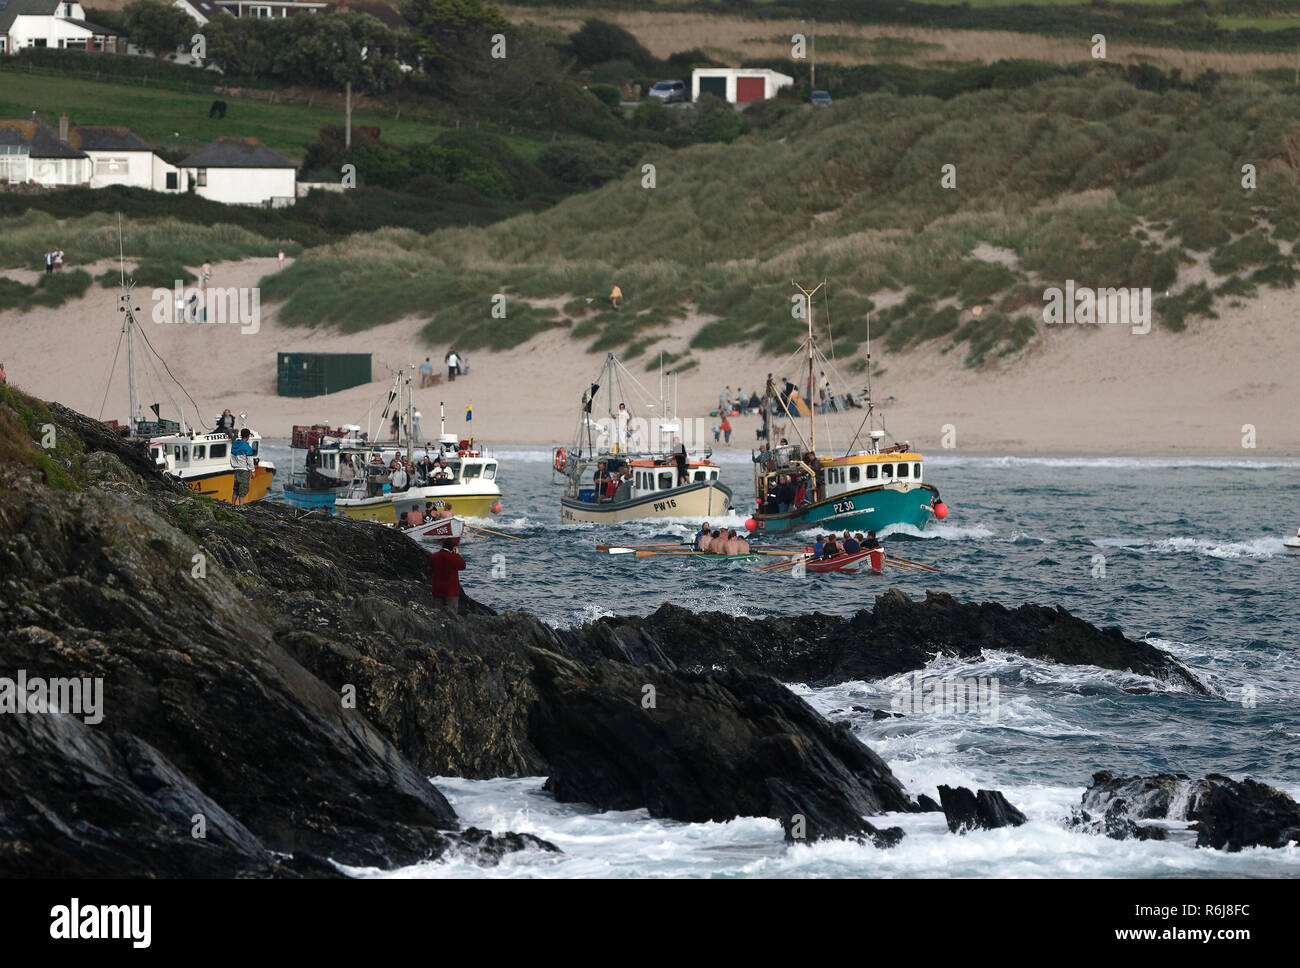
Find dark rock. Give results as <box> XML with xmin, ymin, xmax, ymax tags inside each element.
<box><xmin>1195</xmin><ymin>776</ymin><xmax>1300</xmax><ymax>851</ymax></box>
<box><xmin>872</xmin><ymin>709</ymin><xmax>892</xmax><ymax>720</ymax></box>
<box><xmin>527</xmin><ymin>649</ymin><xmax>914</xmax><ymax>842</ymax></box>
<box><xmin>1069</xmin><ymin>772</ymin><xmax>1300</xmax><ymax>850</ymax></box>
<box><xmin>915</xmin><ymin>794</ymin><xmax>943</xmax><ymax>813</ymax></box>
<box><xmin>625</xmin><ymin>592</ymin><xmax>1206</xmax><ymax>693</ymax></box>
<box><xmin>937</xmin><ymin>785</ymin><xmax>1028</xmax><ymax>833</ymax></box>
<box><xmin>456</xmin><ymin>827</ymin><xmax>561</xmax><ymax>862</ymax></box>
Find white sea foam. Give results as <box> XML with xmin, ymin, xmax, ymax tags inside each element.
<box><xmin>1094</xmin><ymin>535</ymin><xmax>1286</xmax><ymax>559</ymax></box>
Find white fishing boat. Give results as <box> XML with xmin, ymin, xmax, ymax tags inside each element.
<box><xmin>555</xmin><ymin>352</ymin><xmax>732</xmax><ymax>525</ymax></box>
<box><xmin>1284</xmin><ymin>528</ymin><xmax>1300</xmax><ymax>554</ymax></box>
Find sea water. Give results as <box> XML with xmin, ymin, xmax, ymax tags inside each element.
<box><xmin>263</xmin><ymin>448</ymin><xmax>1300</xmax><ymax>877</ymax></box>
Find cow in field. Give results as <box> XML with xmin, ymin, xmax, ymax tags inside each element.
<box><xmin>209</xmin><ymin>100</ymin><xmax>227</xmax><ymax>119</ymax></box>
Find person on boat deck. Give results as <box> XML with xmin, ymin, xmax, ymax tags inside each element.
<box><xmin>216</xmin><ymin>409</ymin><xmax>237</xmax><ymax>437</ymax></box>
<box><xmin>842</xmin><ymin>531</ymin><xmax>861</xmax><ymax>555</ymax></box>
<box><xmin>862</xmin><ymin>531</ymin><xmax>881</xmax><ymax>550</ymax></box>
<box><xmin>776</xmin><ymin>475</ymin><xmax>796</xmax><ymax>513</ymax></box>
<box><xmin>391</xmin><ymin>463</ymin><xmax>409</xmax><ymax>492</ymax></box>
<box><xmin>438</xmin><ymin>502</ymin><xmax>455</xmax><ymax>520</ymax></box>
<box><xmin>429</xmin><ymin>539</ymin><xmax>466</xmax><ymax>615</ymax></box>
<box><xmin>671</xmin><ymin>437</ymin><xmax>688</xmax><ymax>484</ymax></box>
<box><xmin>592</xmin><ymin>461</ymin><xmax>611</xmax><ymax>501</ymax></box>
<box><xmin>694</xmin><ymin>522</ymin><xmax>711</xmax><ymax>550</ymax></box>
<box><xmin>793</xmin><ymin>477</ymin><xmax>807</xmax><ymax>508</ymax></box>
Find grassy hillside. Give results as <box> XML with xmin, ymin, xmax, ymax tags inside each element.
<box><xmin>0</xmin><ymin>69</ymin><xmax>546</xmax><ymax>162</ymax></box>
<box><xmin>256</xmin><ymin>64</ymin><xmax>1300</xmax><ymax>367</ymax></box>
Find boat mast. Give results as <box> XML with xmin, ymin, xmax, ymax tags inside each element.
<box><xmin>793</xmin><ymin>279</ymin><xmax>824</xmax><ymax>455</ymax></box>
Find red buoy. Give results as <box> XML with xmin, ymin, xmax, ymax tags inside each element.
<box><xmin>933</xmin><ymin>501</ymin><xmax>949</xmax><ymax>520</ymax></box>
<box><xmin>490</xmin><ymin>500</ymin><xmax>503</xmax><ymax>514</ymax></box>
<box><xmin>745</xmin><ymin>517</ymin><xmax>757</xmax><ymax>531</ymax></box>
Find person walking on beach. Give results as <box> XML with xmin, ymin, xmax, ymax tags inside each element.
<box><xmin>445</xmin><ymin>347</ymin><xmax>460</xmax><ymax>382</ymax></box>
<box><xmin>610</xmin><ymin>283</ymin><xmax>622</xmax><ymax>310</ymax></box>
<box><xmin>230</xmin><ymin>428</ymin><xmax>255</xmax><ymax>505</ymax></box>
<box><xmin>429</xmin><ymin>538</ymin><xmax>466</xmax><ymax>615</ymax></box>
<box><xmin>419</xmin><ymin>357</ymin><xmax>433</xmax><ymax>388</ymax></box>
<box><xmin>202</xmin><ymin>262</ymin><xmax>211</xmax><ymax>290</ymax></box>
<box><xmin>277</xmin><ymin>249</ymin><xmax>286</xmax><ymax>271</ymax></box>
<box><xmin>720</xmin><ymin>414</ymin><xmax>732</xmax><ymax>445</ymax></box>
<box><xmin>44</xmin><ymin>249</ymin><xmax>54</xmax><ymax>275</ymax></box>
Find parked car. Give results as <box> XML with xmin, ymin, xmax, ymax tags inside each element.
<box><xmin>648</xmin><ymin>80</ymin><xmax>688</xmax><ymax>104</ymax></box>
<box><xmin>810</xmin><ymin>90</ymin><xmax>833</xmax><ymax>107</ymax></box>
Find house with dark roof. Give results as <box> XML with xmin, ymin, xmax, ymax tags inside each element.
<box><xmin>0</xmin><ymin>0</ymin><xmax>122</xmax><ymax>55</ymax></box>
<box><xmin>179</xmin><ymin>137</ymin><xmax>297</xmax><ymax>206</ymax></box>
<box><xmin>0</xmin><ymin>116</ymin><xmax>89</xmax><ymax>185</ymax></box>
<box><xmin>173</xmin><ymin>0</ymin><xmax>328</xmax><ymax>25</ymax></box>
<box><xmin>0</xmin><ymin>115</ymin><xmax>188</xmax><ymax>191</ymax></box>
<box><xmin>69</xmin><ymin>126</ymin><xmax>189</xmax><ymax>191</ymax></box>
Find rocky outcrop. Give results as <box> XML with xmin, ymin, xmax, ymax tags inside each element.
<box><xmin>1069</xmin><ymin>772</ymin><xmax>1300</xmax><ymax>850</ymax></box>
<box><xmin>937</xmin><ymin>785</ymin><xmax>1028</xmax><ymax>833</ymax></box>
<box><xmin>624</xmin><ymin>594</ymin><xmax>1206</xmax><ymax>693</ymax></box>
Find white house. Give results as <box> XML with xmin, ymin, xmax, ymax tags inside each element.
<box><xmin>691</xmin><ymin>68</ymin><xmax>794</xmax><ymax>105</ymax></box>
<box><xmin>0</xmin><ymin>0</ymin><xmax>122</xmax><ymax>55</ymax></box>
<box><xmin>180</xmin><ymin>137</ymin><xmax>296</xmax><ymax>206</ymax></box>
<box><xmin>0</xmin><ymin>117</ymin><xmax>90</xmax><ymax>185</ymax></box>
<box><xmin>69</xmin><ymin>125</ymin><xmax>188</xmax><ymax>192</ymax></box>
<box><xmin>174</xmin><ymin>0</ymin><xmax>327</xmax><ymax>22</ymax></box>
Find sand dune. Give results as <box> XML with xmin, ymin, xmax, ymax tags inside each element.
<box><xmin>1</xmin><ymin>256</ymin><xmax>1295</xmax><ymax>457</ymax></box>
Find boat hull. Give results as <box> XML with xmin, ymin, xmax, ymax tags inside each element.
<box><xmin>561</xmin><ymin>482</ymin><xmax>733</xmax><ymax>525</ymax></box>
<box><xmin>337</xmin><ymin>484</ymin><xmax>501</xmax><ymax>523</ymax></box>
<box><xmin>803</xmin><ymin>548</ymin><xmax>885</xmax><ymax>574</ymax></box>
<box><xmin>752</xmin><ymin>482</ymin><xmax>936</xmax><ymax>535</ymax></box>
<box><xmin>176</xmin><ymin>464</ymin><xmax>276</xmax><ymax>504</ymax></box>
<box><xmin>280</xmin><ymin>482</ymin><xmax>349</xmax><ymax>511</ymax></box>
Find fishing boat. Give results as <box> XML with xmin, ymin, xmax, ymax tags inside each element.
<box><xmin>804</xmin><ymin>548</ymin><xmax>885</xmax><ymax>574</ymax></box>
<box><xmin>1285</xmin><ymin>528</ymin><xmax>1300</xmax><ymax>554</ymax></box>
<box><xmin>748</xmin><ymin>280</ymin><xmax>947</xmax><ymax>536</ymax></box>
<box><xmin>280</xmin><ymin>423</ymin><xmax>370</xmax><ymax>512</ymax></box>
<box><xmin>395</xmin><ymin>514</ymin><xmax>466</xmax><ymax>542</ymax></box>
<box><xmin>335</xmin><ymin>370</ymin><xmax>502</xmax><ymax>523</ymax></box>
<box><xmin>557</xmin><ymin>352</ymin><xmax>732</xmax><ymax>524</ymax></box>
<box><xmin>101</xmin><ymin>221</ymin><xmax>275</xmax><ymax>503</ymax></box>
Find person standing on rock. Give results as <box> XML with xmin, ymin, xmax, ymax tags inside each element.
<box><xmin>429</xmin><ymin>538</ymin><xmax>466</xmax><ymax>615</ymax></box>
<box><xmin>230</xmin><ymin>428</ymin><xmax>255</xmax><ymax>505</ymax></box>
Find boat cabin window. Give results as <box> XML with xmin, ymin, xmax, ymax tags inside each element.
<box><xmin>693</xmin><ymin>470</ymin><xmax>705</xmax><ymax>482</ymax></box>
<box><xmin>462</xmin><ymin>463</ymin><xmax>482</xmax><ymax>479</ymax></box>
<box><xmin>882</xmin><ymin>463</ymin><xmax>894</xmax><ymax>478</ymax></box>
<box><xmin>658</xmin><ymin>472</ymin><xmax>674</xmax><ymax>489</ymax></box>
<box><xmin>325</xmin><ymin>453</ymin><xmax>336</xmax><ymax>469</ymax></box>
<box><xmin>193</xmin><ymin>445</ymin><xmax>205</xmax><ymax>460</ymax></box>
<box><xmin>250</xmin><ymin>441</ymin><xmax>260</xmax><ymax>456</ymax></box>
<box><xmin>482</xmin><ymin>462</ymin><xmax>497</xmax><ymax>481</ymax></box>
<box><xmin>913</xmin><ymin>462</ymin><xmax>922</xmax><ymax>480</ymax></box>
<box><xmin>849</xmin><ymin>466</ymin><xmax>859</xmax><ymax>483</ymax></box>
<box><xmin>898</xmin><ymin>463</ymin><xmax>909</xmax><ymax>479</ymax></box>
<box><xmin>866</xmin><ymin>464</ymin><xmax>878</xmax><ymax>480</ymax></box>
<box><xmin>210</xmin><ymin>442</ymin><xmax>227</xmax><ymax>459</ymax></box>
<box><xmin>150</xmin><ymin>446</ymin><xmax>161</xmax><ymax>460</ymax></box>
<box><xmin>179</xmin><ymin>445</ymin><xmax>190</xmax><ymax>461</ymax></box>
<box><xmin>709</xmin><ymin>470</ymin><xmax>718</xmax><ymax>481</ymax></box>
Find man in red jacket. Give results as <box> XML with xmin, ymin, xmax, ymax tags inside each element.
<box><xmin>429</xmin><ymin>539</ymin><xmax>466</xmax><ymax>614</ymax></box>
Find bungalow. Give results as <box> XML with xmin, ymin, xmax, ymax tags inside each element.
<box><xmin>0</xmin><ymin>117</ymin><xmax>89</xmax><ymax>186</ymax></box>
<box><xmin>180</xmin><ymin>137</ymin><xmax>296</xmax><ymax>207</ymax></box>
<box><xmin>0</xmin><ymin>0</ymin><xmax>122</xmax><ymax>55</ymax></box>
<box><xmin>68</xmin><ymin>126</ymin><xmax>188</xmax><ymax>192</ymax></box>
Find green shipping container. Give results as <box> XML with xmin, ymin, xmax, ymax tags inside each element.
<box><xmin>277</xmin><ymin>353</ymin><xmax>372</xmax><ymax>397</ymax></box>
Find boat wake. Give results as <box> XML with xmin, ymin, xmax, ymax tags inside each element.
<box><xmin>1094</xmin><ymin>535</ymin><xmax>1286</xmax><ymax>560</ymax></box>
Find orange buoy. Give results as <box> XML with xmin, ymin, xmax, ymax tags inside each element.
<box><xmin>554</xmin><ymin>447</ymin><xmax>566</xmax><ymax>471</ymax></box>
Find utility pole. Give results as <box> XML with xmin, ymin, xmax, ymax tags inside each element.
<box><xmin>345</xmin><ymin>80</ymin><xmax>352</xmax><ymax>148</ymax></box>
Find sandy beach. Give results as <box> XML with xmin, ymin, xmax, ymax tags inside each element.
<box><xmin>1</xmin><ymin>256</ymin><xmax>1295</xmax><ymax>457</ymax></box>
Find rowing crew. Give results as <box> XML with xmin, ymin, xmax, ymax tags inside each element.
<box><xmin>395</xmin><ymin>501</ymin><xmax>456</xmax><ymax>529</ymax></box>
<box><xmin>693</xmin><ymin>522</ymin><xmax>751</xmax><ymax>555</ymax></box>
<box><xmin>813</xmin><ymin>530</ymin><xmax>880</xmax><ymax>560</ymax></box>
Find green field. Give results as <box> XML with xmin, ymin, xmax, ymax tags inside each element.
<box><xmin>0</xmin><ymin>69</ymin><xmax>547</xmax><ymax>162</ymax></box>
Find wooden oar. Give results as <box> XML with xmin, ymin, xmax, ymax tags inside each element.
<box><xmin>464</xmin><ymin>524</ymin><xmax>524</xmax><ymax>541</ymax></box>
<box><xmin>634</xmin><ymin>550</ymin><xmax>702</xmax><ymax>558</ymax></box>
<box><xmin>886</xmin><ymin>557</ymin><xmax>940</xmax><ymax>573</ymax></box>
<box><xmin>596</xmin><ymin>543</ymin><xmax>682</xmax><ymax>551</ymax></box>
<box><xmin>760</xmin><ymin>555</ymin><xmax>807</xmax><ymax>572</ymax></box>
<box><xmin>886</xmin><ymin>555</ymin><xmax>940</xmax><ymax>573</ymax></box>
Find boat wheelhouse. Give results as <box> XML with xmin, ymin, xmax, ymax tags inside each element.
<box><xmin>148</xmin><ymin>428</ymin><xmax>275</xmax><ymax>503</ymax></box>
